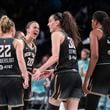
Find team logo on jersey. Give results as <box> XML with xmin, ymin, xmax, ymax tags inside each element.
<box><xmin>25</xmin><ymin>47</ymin><xmax>28</xmax><ymax>50</ymax></box>
<box><xmin>107</xmin><ymin>39</ymin><xmax>110</xmax><ymax>44</ymax></box>
<box><xmin>0</xmin><ymin>65</ymin><xmax>3</xmax><ymax>70</ymax></box>
<box><xmin>107</xmin><ymin>50</ymin><xmax>110</xmax><ymax>55</ymax></box>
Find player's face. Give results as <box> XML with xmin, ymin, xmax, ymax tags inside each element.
<box><xmin>91</xmin><ymin>19</ymin><xmax>97</xmax><ymax>29</ymax></box>
<box><xmin>48</xmin><ymin>15</ymin><xmax>59</xmax><ymax>33</ymax></box>
<box><xmin>28</xmin><ymin>22</ymin><xmax>40</xmax><ymax>39</ymax></box>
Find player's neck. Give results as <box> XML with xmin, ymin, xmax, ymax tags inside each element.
<box><xmin>1</xmin><ymin>33</ymin><xmax>13</xmax><ymax>38</ymax></box>
<box><xmin>25</xmin><ymin>35</ymin><xmax>33</xmax><ymax>43</ymax></box>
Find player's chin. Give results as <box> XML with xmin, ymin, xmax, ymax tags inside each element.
<box><xmin>49</xmin><ymin>28</ymin><xmax>53</xmax><ymax>33</ymax></box>
<box><xmin>33</xmin><ymin>36</ymin><xmax>37</xmax><ymax>39</ymax></box>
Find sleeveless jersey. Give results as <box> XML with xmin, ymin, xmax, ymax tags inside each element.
<box><xmin>97</xmin><ymin>34</ymin><xmax>110</xmax><ymax>64</ymax></box>
<box><xmin>55</xmin><ymin>31</ymin><xmax>78</xmax><ymax>72</ymax></box>
<box><xmin>0</xmin><ymin>38</ymin><xmax>20</xmax><ymax>76</ymax></box>
<box><xmin>23</xmin><ymin>40</ymin><xmax>36</xmax><ymax>72</ymax></box>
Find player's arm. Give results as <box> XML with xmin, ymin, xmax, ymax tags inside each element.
<box><xmin>32</xmin><ymin>32</ymin><xmax>62</xmax><ymax>80</ymax></box>
<box><xmin>38</xmin><ymin>32</ymin><xmax>62</xmax><ymax>72</ymax></box>
<box><xmin>13</xmin><ymin>39</ymin><xmax>29</xmax><ymax>88</ymax></box>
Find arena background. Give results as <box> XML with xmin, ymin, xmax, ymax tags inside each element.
<box><xmin>0</xmin><ymin>0</ymin><xmax>110</xmax><ymax>63</ymax></box>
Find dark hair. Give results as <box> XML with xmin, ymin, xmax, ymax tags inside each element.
<box><xmin>102</xmin><ymin>18</ymin><xmax>110</xmax><ymax>35</ymax></box>
<box><xmin>53</xmin><ymin>11</ymin><xmax>81</xmax><ymax>47</ymax></box>
<box><xmin>92</xmin><ymin>11</ymin><xmax>109</xmax><ymax>25</ymax></box>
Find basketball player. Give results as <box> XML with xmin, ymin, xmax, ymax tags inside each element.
<box><xmin>0</xmin><ymin>15</ymin><xmax>29</xmax><ymax>110</ymax></box>
<box><xmin>22</xmin><ymin>21</ymin><xmax>40</xmax><ymax>110</ymax></box>
<box><xmin>33</xmin><ymin>11</ymin><xmax>83</xmax><ymax>110</ymax></box>
<box><xmin>83</xmin><ymin>11</ymin><xmax>109</xmax><ymax>110</ymax></box>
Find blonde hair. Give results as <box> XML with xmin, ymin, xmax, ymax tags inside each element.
<box><xmin>82</xmin><ymin>48</ymin><xmax>90</xmax><ymax>57</ymax></box>
<box><xmin>0</xmin><ymin>15</ymin><xmax>15</xmax><ymax>33</ymax></box>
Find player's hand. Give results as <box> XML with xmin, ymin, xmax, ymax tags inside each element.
<box><xmin>32</xmin><ymin>68</ymin><xmax>37</xmax><ymax>74</ymax></box>
<box><xmin>32</xmin><ymin>69</ymin><xmax>42</xmax><ymax>80</ymax></box>
<box><xmin>82</xmin><ymin>79</ymin><xmax>89</xmax><ymax>95</ymax></box>
<box><xmin>28</xmin><ymin>71</ymin><xmax>32</xmax><ymax>76</ymax></box>
<box><xmin>23</xmin><ymin>75</ymin><xmax>29</xmax><ymax>89</ymax></box>
<box><xmin>41</xmin><ymin>70</ymin><xmax>52</xmax><ymax>78</ymax></box>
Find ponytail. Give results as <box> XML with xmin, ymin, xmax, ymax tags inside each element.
<box><xmin>0</xmin><ymin>15</ymin><xmax>15</xmax><ymax>33</ymax></box>
<box><xmin>62</xmin><ymin>11</ymin><xmax>81</xmax><ymax>47</ymax></box>
<box><xmin>102</xmin><ymin>18</ymin><xmax>110</xmax><ymax>35</ymax></box>
<box><xmin>53</xmin><ymin>11</ymin><xmax>81</xmax><ymax>47</ymax></box>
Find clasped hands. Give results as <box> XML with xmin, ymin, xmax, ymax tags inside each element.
<box><xmin>32</xmin><ymin>68</ymin><xmax>52</xmax><ymax>80</ymax></box>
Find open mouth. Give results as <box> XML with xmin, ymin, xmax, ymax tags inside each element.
<box><xmin>33</xmin><ymin>32</ymin><xmax>38</xmax><ymax>36</ymax></box>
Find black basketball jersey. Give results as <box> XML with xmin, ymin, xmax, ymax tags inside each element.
<box><xmin>0</xmin><ymin>38</ymin><xmax>20</xmax><ymax>76</ymax></box>
<box><xmin>23</xmin><ymin>40</ymin><xmax>36</xmax><ymax>72</ymax></box>
<box><xmin>97</xmin><ymin>34</ymin><xmax>110</xmax><ymax>64</ymax></box>
<box><xmin>55</xmin><ymin>31</ymin><xmax>78</xmax><ymax>72</ymax></box>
